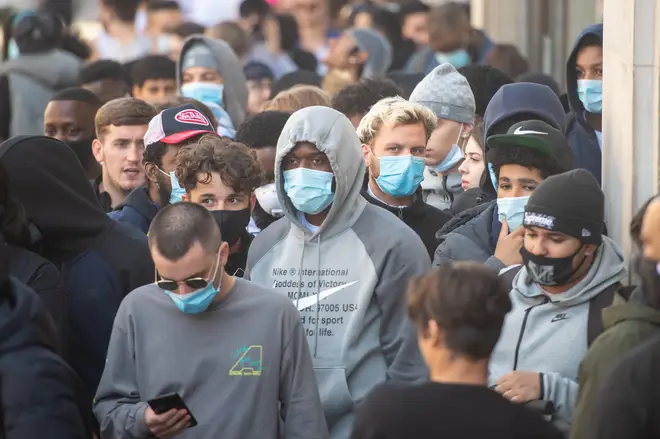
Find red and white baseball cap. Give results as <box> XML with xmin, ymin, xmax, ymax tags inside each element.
<box><xmin>144</xmin><ymin>104</ymin><xmax>216</xmax><ymax>147</ymax></box>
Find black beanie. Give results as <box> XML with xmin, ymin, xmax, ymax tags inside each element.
<box><xmin>523</xmin><ymin>169</ymin><xmax>604</xmax><ymax>244</ymax></box>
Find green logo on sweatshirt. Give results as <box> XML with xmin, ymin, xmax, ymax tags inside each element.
<box><xmin>229</xmin><ymin>345</ymin><xmax>263</xmax><ymax>376</ymax></box>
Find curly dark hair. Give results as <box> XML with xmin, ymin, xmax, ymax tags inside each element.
<box><xmin>332</xmin><ymin>78</ymin><xmax>403</xmax><ymax>119</ymax></box>
<box><xmin>407</xmin><ymin>262</ymin><xmax>512</xmax><ymax>360</ymax></box>
<box><xmin>487</xmin><ymin>144</ymin><xmax>565</xmax><ymax>181</ymax></box>
<box><xmin>176</xmin><ymin>135</ymin><xmax>263</xmax><ymax>194</ymax></box>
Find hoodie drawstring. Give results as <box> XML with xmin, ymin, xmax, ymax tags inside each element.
<box><xmin>294</xmin><ymin>244</ymin><xmax>306</xmax><ymax>311</ymax></box>
<box><xmin>313</xmin><ymin>233</ymin><xmax>322</xmax><ymax>357</ymax></box>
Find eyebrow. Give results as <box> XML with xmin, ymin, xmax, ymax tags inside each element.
<box><xmin>158</xmin><ymin>270</ymin><xmax>206</xmax><ymax>281</ymax></box>
<box><xmin>517</xmin><ymin>178</ymin><xmax>539</xmax><ymax>185</ymax></box>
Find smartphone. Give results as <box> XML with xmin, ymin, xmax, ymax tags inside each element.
<box><xmin>147</xmin><ymin>393</ymin><xmax>198</xmax><ymax>427</ymax></box>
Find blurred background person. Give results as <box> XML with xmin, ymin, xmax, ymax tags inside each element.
<box><xmin>244</xmin><ymin>61</ymin><xmax>274</xmax><ymax>114</ymax></box>
<box><xmin>484</xmin><ymin>44</ymin><xmax>530</xmax><ymax>81</ymax></box>
<box><xmin>261</xmin><ymin>84</ymin><xmax>331</xmax><ymax>112</ymax></box>
<box><xmin>94</xmin><ymin>0</ymin><xmax>151</xmax><ymax>62</ymax></box>
<box><xmin>79</xmin><ymin>59</ymin><xmax>130</xmax><ymax>104</ymax></box>
<box><xmin>130</xmin><ymin>54</ymin><xmax>177</xmax><ymax>104</ymax></box>
<box><xmin>398</xmin><ymin>0</ymin><xmax>429</xmax><ymax>47</ymax></box>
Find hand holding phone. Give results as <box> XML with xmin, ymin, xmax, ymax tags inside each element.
<box><xmin>146</xmin><ymin>393</ymin><xmax>198</xmax><ymax>437</ymax></box>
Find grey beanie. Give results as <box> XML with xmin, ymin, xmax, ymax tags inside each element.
<box><xmin>346</xmin><ymin>28</ymin><xmax>393</xmax><ymax>79</ymax></box>
<box><xmin>409</xmin><ymin>63</ymin><xmax>476</xmax><ymax>124</ymax></box>
<box><xmin>181</xmin><ymin>42</ymin><xmax>220</xmax><ymax>72</ymax></box>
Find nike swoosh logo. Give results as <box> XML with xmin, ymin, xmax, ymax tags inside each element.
<box><xmin>296</xmin><ymin>281</ymin><xmax>359</xmax><ymax>311</ymax></box>
<box><xmin>514</xmin><ymin>126</ymin><xmax>548</xmax><ymax>136</ymax></box>
<box><xmin>551</xmin><ymin>316</ymin><xmax>568</xmax><ymax>323</ymax></box>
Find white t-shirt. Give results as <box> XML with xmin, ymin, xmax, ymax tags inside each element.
<box><xmin>297</xmin><ymin>211</ymin><xmax>320</xmax><ymax>234</ymax></box>
<box><xmin>178</xmin><ymin>0</ymin><xmax>243</xmax><ymax>27</ymax></box>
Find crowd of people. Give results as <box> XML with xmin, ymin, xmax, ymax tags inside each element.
<box><xmin>0</xmin><ymin>1</ymin><xmax>655</xmax><ymax>439</ymax></box>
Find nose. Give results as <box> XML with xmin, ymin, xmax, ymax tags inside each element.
<box><xmin>528</xmin><ymin>238</ymin><xmax>548</xmax><ymax>256</ymax></box>
<box><xmin>458</xmin><ymin>160</ymin><xmax>468</xmax><ymax>174</ymax></box>
<box><xmin>127</xmin><ymin>143</ymin><xmax>143</xmax><ymax>163</ymax></box>
<box><xmin>511</xmin><ymin>188</ymin><xmax>526</xmax><ymax>198</ymax></box>
<box><xmin>177</xmin><ymin>283</ymin><xmax>195</xmax><ymax>295</ymax></box>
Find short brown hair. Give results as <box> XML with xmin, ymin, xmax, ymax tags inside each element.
<box><xmin>484</xmin><ymin>44</ymin><xmax>530</xmax><ymax>79</ymax></box>
<box><xmin>261</xmin><ymin>85</ymin><xmax>332</xmax><ymax>112</ymax></box>
<box><xmin>95</xmin><ymin>97</ymin><xmax>156</xmax><ymax>138</ymax></box>
<box><xmin>154</xmin><ymin>96</ymin><xmax>219</xmax><ymax>131</ymax></box>
<box><xmin>176</xmin><ymin>135</ymin><xmax>263</xmax><ymax>194</ymax></box>
<box><xmin>206</xmin><ymin>21</ymin><xmax>249</xmax><ymax>59</ymax></box>
<box><xmin>406</xmin><ymin>262</ymin><xmax>511</xmax><ymax>360</ymax></box>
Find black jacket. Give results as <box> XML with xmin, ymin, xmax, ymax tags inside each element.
<box><xmin>108</xmin><ymin>186</ymin><xmax>159</xmax><ymax>234</ymax></box>
<box><xmin>0</xmin><ymin>277</ymin><xmax>91</xmax><ymax>439</ymax></box>
<box><xmin>226</xmin><ymin>230</ymin><xmax>254</xmax><ymax>278</ymax></box>
<box><xmin>0</xmin><ymin>136</ymin><xmax>154</xmax><ymax>406</ymax></box>
<box><xmin>363</xmin><ymin>190</ymin><xmax>451</xmax><ymax>259</ymax></box>
<box><xmin>91</xmin><ymin>176</ymin><xmax>113</xmax><ymax>213</ymax></box>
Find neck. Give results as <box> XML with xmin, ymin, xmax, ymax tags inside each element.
<box><xmin>298</xmin><ymin>25</ymin><xmax>327</xmax><ymax>51</ymax></box>
<box><xmin>429</xmin><ymin>357</ymin><xmax>489</xmax><ymax>386</ymax></box>
<box><xmin>100</xmin><ymin>172</ymin><xmax>128</xmax><ymax>208</ymax></box>
<box><xmin>586</xmin><ymin>112</ymin><xmax>602</xmax><ymax>132</ymax></box>
<box><xmin>212</xmin><ymin>271</ymin><xmax>236</xmax><ymax>303</ymax></box>
<box><xmin>305</xmin><ymin>211</ymin><xmax>328</xmax><ymax>227</ymax></box>
<box><xmin>108</xmin><ymin>20</ymin><xmax>137</xmax><ymax>43</ymax></box>
<box><xmin>148</xmin><ymin>183</ymin><xmax>166</xmax><ymax>209</ymax></box>
<box><xmin>369</xmin><ymin>179</ymin><xmax>413</xmax><ymax>207</ymax></box>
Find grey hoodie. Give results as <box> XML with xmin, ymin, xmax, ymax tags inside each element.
<box><xmin>489</xmin><ymin>237</ymin><xmax>626</xmax><ymax>423</ymax></box>
<box><xmin>177</xmin><ymin>36</ymin><xmax>248</xmax><ymax>130</ymax></box>
<box><xmin>246</xmin><ymin>106</ymin><xmax>430</xmax><ymax>439</ymax></box>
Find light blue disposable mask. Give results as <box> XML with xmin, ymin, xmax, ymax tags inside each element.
<box><xmin>156</xmin><ymin>34</ymin><xmax>173</xmax><ymax>54</ymax></box>
<box><xmin>433</xmin><ymin>143</ymin><xmax>465</xmax><ymax>173</ymax></box>
<box><xmin>181</xmin><ymin>82</ymin><xmax>225</xmax><ymax>107</ymax></box>
<box><xmin>7</xmin><ymin>39</ymin><xmax>19</xmax><ymax>60</ymax></box>
<box><xmin>435</xmin><ymin>49</ymin><xmax>471</xmax><ymax>68</ymax></box>
<box><xmin>160</xmin><ymin>169</ymin><xmax>185</xmax><ymax>204</ymax></box>
<box><xmin>497</xmin><ymin>195</ymin><xmax>531</xmax><ymax>231</ymax></box>
<box><xmin>376</xmin><ymin>155</ymin><xmax>425</xmax><ymax>197</ymax></box>
<box><xmin>283</xmin><ymin>167</ymin><xmax>334</xmax><ymax>215</ymax></box>
<box><xmin>488</xmin><ymin>162</ymin><xmax>498</xmax><ymax>191</ymax></box>
<box><xmin>162</xmin><ymin>251</ymin><xmax>222</xmax><ymax>314</ymax></box>
<box><xmin>577</xmin><ymin>79</ymin><xmax>602</xmax><ymax>114</ymax></box>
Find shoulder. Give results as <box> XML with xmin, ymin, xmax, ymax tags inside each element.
<box><xmin>439</xmin><ymin>201</ymin><xmax>495</xmax><ymax>237</ymax></box>
<box><xmin>249</xmin><ymin>217</ymin><xmax>290</xmax><ymax>256</ymax></box>
<box><xmin>235</xmin><ymin>278</ymin><xmax>297</xmax><ymax>310</ymax></box>
<box><xmin>358</xmin><ymin>381</ymin><xmax>412</xmax><ymax>415</ymax></box>
<box><xmin>586</xmin><ymin>317</ymin><xmax>660</xmax><ymax>367</ymax></box>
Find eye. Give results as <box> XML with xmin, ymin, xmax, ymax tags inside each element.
<box><xmin>523</xmin><ymin>185</ymin><xmax>537</xmax><ymax>192</ymax></box>
<box><xmin>549</xmin><ymin>236</ymin><xmax>565</xmax><ymax>244</ymax></box>
<box><xmin>68</xmin><ymin>128</ymin><xmax>81</xmax><ymax>136</ymax></box>
<box><xmin>387</xmin><ymin>146</ymin><xmax>401</xmax><ymax>152</ymax></box>
<box><xmin>228</xmin><ymin>197</ymin><xmax>242</xmax><ymax>204</ymax></box>
<box><xmin>576</xmin><ymin>69</ymin><xmax>585</xmax><ymax>79</ymax></box>
<box><xmin>499</xmin><ymin>183</ymin><xmax>511</xmax><ymax>190</ymax></box>
<box><xmin>411</xmin><ymin>147</ymin><xmax>425</xmax><ymax>155</ymax></box>
<box><xmin>201</xmin><ymin>198</ymin><xmax>216</xmax><ymax>207</ymax></box>
<box><xmin>312</xmin><ymin>158</ymin><xmax>325</xmax><ymax>165</ymax></box>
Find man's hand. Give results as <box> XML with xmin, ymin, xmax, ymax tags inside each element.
<box><xmin>494</xmin><ymin>219</ymin><xmax>525</xmax><ymax>266</ymax></box>
<box><xmin>495</xmin><ymin>371</ymin><xmax>542</xmax><ymax>403</ymax></box>
<box><xmin>144</xmin><ymin>407</ymin><xmax>191</xmax><ymax>438</ymax></box>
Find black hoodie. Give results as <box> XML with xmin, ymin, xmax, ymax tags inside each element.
<box><xmin>0</xmin><ymin>136</ymin><xmax>154</xmax><ymax>405</ymax></box>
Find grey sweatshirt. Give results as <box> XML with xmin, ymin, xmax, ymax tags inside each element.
<box><xmin>489</xmin><ymin>237</ymin><xmax>626</xmax><ymax>424</ymax></box>
<box><xmin>93</xmin><ymin>278</ymin><xmax>328</xmax><ymax>439</ymax></box>
<box><xmin>245</xmin><ymin>106</ymin><xmax>430</xmax><ymax>439</ymax></box>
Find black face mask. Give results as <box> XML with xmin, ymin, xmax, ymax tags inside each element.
<box><xmin>251</xmin><ymin>201</ymin><xmax>278</xmax><ymax>231</ymax></box>
<box><xmin>210</xmin><ymin>208</ymin><xmax>252</xmax><ymax>247</ymax></box>
<box><xmin>65</xmin><ymin>138</ymin><xmax>96</xmax><ymax>169</ymax></box>
<box><xmin>521</xmin><ymin>245</ymin><xmax>586</xmax><ymax>286</ymax></box>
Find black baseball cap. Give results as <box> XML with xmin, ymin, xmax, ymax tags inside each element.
<box><xmin>486</xmin><ymin>120</ymin><xmax>574</xmax><ymax>171</ymax></box>
<box><xmin>144</xmin><ymin>104</ymin><xmax>216</xmax><ymax>147</ymax></box>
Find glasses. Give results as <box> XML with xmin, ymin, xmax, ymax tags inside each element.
<box><xmin>155</xmin><ymin>249</ymin><xmax>222</xmax><ymax>292</ymax></box>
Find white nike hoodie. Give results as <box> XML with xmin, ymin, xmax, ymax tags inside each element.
<box><xmin>246</xmin><ymin>106</ymin><xmax>431</xmax><ymax>439</ymax></box>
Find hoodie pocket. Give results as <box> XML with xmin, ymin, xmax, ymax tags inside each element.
<box><xmin>314</xmin><ymin>367</ymin><xmax>354</xmax><ymax>427</ymax></box>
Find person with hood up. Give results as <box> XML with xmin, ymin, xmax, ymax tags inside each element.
<box><xmin>109</xmin><ymin>104</ymin><xmax>218</xmax><ymax>233</ymax></box>
<box><xmin>409</xmin><ymin>63</ymin><xmax>475</xmax><ymax>211</ymax></box>
<box><xmin>0</xmin><ymin>9</ymin><xmax>82</xmax><ymax>141</ymax></box>
<box><xmin>0</xmin><ymin>234</ymin><xmax>92</xmax><ymax>439</ymax></box>
<box><xmin>565</xmin><ymin>23</ymin><xmax>604</xmax><ymax>183</ymax></box>
<box><xmin>0</xmin><ymin>136</ymin><xmax>154</xmax><ymax>410</ymax></box>
<box><xmin>433</xmin><ymin>82</ymin><xmax>568</xmax><ymax>268</ymax></box>
<box><xmin>178</xmin><ymin>36</ymin><xmax>249</xmax><ymax>139</ymax></box>
<box><xmin>357</xmin><ymin>96</ymin><xmax>451</xmax><ymax>258</ymax></box>
<box><xmin>490</xmin><ymin>169</ymin><xmax>626</xmax><ymax>429</ymax></box>
<box><xmin>245</xmin><ymin>106</ymin><xmax>430</xmax><ymax>438</ymax></box>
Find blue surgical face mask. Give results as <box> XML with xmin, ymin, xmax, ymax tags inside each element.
<box><xmin>433</xmin><ymin>143</ymin><xmax>465</xmax><ymax>173</ymax></box>
<box><xmin>435</xmin><ymin>49</ymin><xmax>471</xmax><ymax>68</ymax></box>
<box><xmin>497</xmin><ymin>195</ymin><xmax>531</xmax><ymax>231</ymax></box>
<box><xmin>162</xmin><ymin>251</ymin><xmax>222</xmax><ymax>314</ymax></box>
<box><xmin>181</xmin><ymin>82</ymin><xmax>225</xmax><ymax>107</ymax></box>
<box><xmin>488</xmin><ymin>162</ymin><xmax>498</xmax><ymax>191</ymax></box>
<box><xmin>160</xmin><ymin>169</ymin><xmax>185</xmax><ymax>204</ymax></box>
<box><xmin>283</xmin><ymin>167</ymin><xmax>334</xmax><ymax>215</ymax></box>
<box><xmin>577</xmin><ymin>79</ymin><xmax>602</xmax><ymax>114</ymax></box>
<box><xmin>376</xmin><ymin>155</ymin><xmax>425</xmax><ymax>198</ymax></box>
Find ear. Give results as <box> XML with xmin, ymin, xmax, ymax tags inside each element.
<box><xmin>132</xmin><ymin>85</ymin><xmax>142</xmax><ymax>99</ymax></box>
<box><xmin>219</xmin><ymin>240</ymin><xmax>230</xmax><ymax>268</ymax></box>
<box><xmin>144</xmin><ymin>162</ymin><xmax>159</xmax><ymax>183</ymax></box>
<box><xmin>427</xmin><ymin>319</ymin><xmax>444</xmax><ymax>348</ymax></box>
<box><xmin>350</xmin><ymin>51</ymin><xmax>368</xmax><ymax>65</ymax></box>
<box><xmin>584</xmin><ymin>244</ymin><xmax>599</xmax><ymax>256</ymax></box>
<box><xmin>461</xmin><ymin>123</ymin><xmax>474</xmax><ymax>138</ymax></box>
<box><xmin>361</xmin><ymin>143</ymin><xmax>372</xmax><ymax>167</ymax></box>
<box><xmin>92</xmin><ymin>138</ymin><xmax>104</xmax><ymax>164</ymax></box>
<box><xmin>250</xmin><ymin>192</ymin><xmax>257</xmax><ymax>213</ymax></box>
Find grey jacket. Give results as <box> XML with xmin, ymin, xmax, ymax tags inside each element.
<box><xmin>246</xmin><ymin>106</ymin><xmax>430</xmax><ymax>439</ymax></box>
<box><xmin>433</xmin><ymin>200</ymin><xmax>506</xmax><ymax>271</ymax></box>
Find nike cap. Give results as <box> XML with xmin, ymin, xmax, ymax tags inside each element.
<box><xmin>144</xmin><ymin>104</ymin><xmax>216</xmax><ymax>147</ymax></box>
<box><xmin>486</xmin><ymin>119</ymin><xmax>574</xmax><ymax>171</ymax></box>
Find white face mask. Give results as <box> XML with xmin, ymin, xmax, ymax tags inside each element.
<box><xmin>255</xmin><ymin>183</ymin><xmax>283</xmax><ymax>217</ymax></box>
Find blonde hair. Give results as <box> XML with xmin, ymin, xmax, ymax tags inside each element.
<box><xmin>356</xmin><ymin>96</ymin><xmax>438</xmax><ymax>145</ymax></box>
<box><xmin>261</xmin><ymin>85</ymin><xmax>332</xmax><ymax>112</ymax></box>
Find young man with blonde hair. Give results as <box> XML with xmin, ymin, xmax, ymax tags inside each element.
<box><xmin>358</xmin><ymin>96</ymin><xmax>451</xmax><ymax>258</ymax></box>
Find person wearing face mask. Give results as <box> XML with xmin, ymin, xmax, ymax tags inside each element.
<box><xmin>571</xmin><ymin>196</ymin><xmax>660</xmax><ymax>439</ymax></box>
<box><xmin>177</xmin><ymin>136</ymin><xmax>262</xmax><ymax>277</ymax></box>
<box><xmin>94</xmin><ymin>202</ymin><xmax>328</xmax><ymax>439</ymax></box>
<box><xmin>410</xmin><ymin>63</ymin><xmax>475</xmax><ymax>211</ymax></box>
<box><xmin>178</xmin><ymin>37</ymin><xmax>248</xmax><ymax>139</ymax></box>
<box><xmin>489</xmin><ymin>169</ymin><xmax>626</xmax><ymax>429</ymax></box>
<box><xmin>109</xmin><ymin>104</ymin><xmax>218</xmax><ymax>234</ymax></box>
<box><xmin>358</xmin><ymin>97</ymin><xmax>450</xmax><ymax>258</ymax></box>
<box><xmin>433</xmin><ymin>119</ymin><xmax>573</xmax><ymax>270</ymax></box>
<box><xmin>565</xmin><ymin>23</ymin><xmax>604</xmax><ymax>184</ymax></box>
<box><xmin>246</xmin><ymin>106</ymin><xmax>431</xmax><ymax>439</ymax></box>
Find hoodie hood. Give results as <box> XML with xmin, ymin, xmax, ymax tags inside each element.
<box><xmin>0</xmin><ymin>136</ymin><xmax>112</xmax><ymax>260</ymax></box>
<box><xmin>512</xmin><ymin>236</ymin><xmax>626</xmax><ymax>307</ymax></box>
<box><xmin>0</xmin><ymin>48</ymin><xmax>81</xmax><ymax>89</ymax></box>
<box><xmin>602</xmin><ymin>288</ymin><xmax>660</xmax><ymax>330</ymax></box>
<box><xmin>566</xmin><ymin>23</ymin><xmax>603</xmax><ymax>126</ymax></box>
<box><xmin>346</xmin><ymin>28</ymin><xmax>393</xmax><ymax>79</ymax></box>
<box><xmin>177</xmin><ymin>36</ymin><xmax>248</xmax><ymax>130</ymax></box>
<box><xmin>275</xmin><ymin>106</ymin><xmax>367</xmax><ymax>240</ymax></box>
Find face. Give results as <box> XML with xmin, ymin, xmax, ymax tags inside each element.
<box><xmin>576</xmin><ymin>45</ymin><xmax>603</xmax><ymax>81</ymax></box>
<box><xmin>182</xmin><ymin>67</ymin><xmax>224</xmax><ymax>85</ymax></box>
<box><xmin>641</xmin><ymin>200</ymin><xmax>660</xmax><ymax>260</ymax></box>
<box><xmin>496</xmin><ymin>164</ymin><xmax>543</xmax><ymax>199</ymax></box>
<box><xmin>402</xmin><ymin>12</ymin><xmax>429</xmax><ymax>46</ymax></box>
<box><xmin>184</xmin><ymin>172</ymin><xmax>252</xmax><ymax>211</ymax></box>
<box><xmin>93</xmin><ymin>125</ymin><xmax>148</xmax><ymax>192</ymax></box>
<box><xmin>254</xmin><ymin>146</ymin><xmax>277</xmax><ymax>183</ymax></box>
<box><xmin>458</xmin><ymin>137</ymin><xmax>484</xmax><ymax>190</ymax></box>
<box><xmin>363</xmin><ymin>122</ymin><xmax>427</xmax><ymax>178</ymax></box>
<box><xmin>283</xmin><ymin>142</ymin><xmax>333</xmax><ymax>173</ymax></box>
<box><xmin>133</xmin><ymin>79</ymin><xmax>178</xmax><ymax>105</ymax></box>
<box><xmin>246</xmin><ymin>79</ymin><xmax>272</xmax><ymax>114</ymax></box>
<box><xmin>524</xmin><ymin>227</ymin><xmax>595</xmax><ymax>267</ymax></box>
<box><xmin>153</xmin><ymin>241</ymin><xmax>229</xmax><ymax>295</ymax></box>
<box><xmin>83</xmin><ymin>79</ymin><xmax>128</xmax><ymax>105</ymax></box>
<box><xmin>145</xmin><ymin>144</ymin><xmax>182</xmax><ymax>204</ymax></box>
<box><xmin>292</xmin><ymin>0</ymin><xmax>326</xmax><ymax>28</ymax></box>
<box><xmin>148</xmin><ymin>9</ymin><xmax>183</xmax><ymax>36</ymax></box>
<box><xmin>325</xmin><ymin>33</ymin><xmax>360</xmax><ymax>71</ymax></box>
<box><xmin>353</xmin><ymin>11</ymin><xmax>373</xmax><ymax>29</ymax></box>
<box><xmin>424</xmin><ymin>119</ymin><xmax>464</xmax><ymax>165</ymax></box>
<box><xmin>44</xmin><ymin>101</ymin><xmax>96</xmax><ymax>143</ymax></box>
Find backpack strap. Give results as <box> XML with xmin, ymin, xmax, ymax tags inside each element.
<box><xmin>587</xmin><ymin>282</ymin><xmax>620</xmax><ymax>346</ymax></box>
<box><xmin>499</xmin><ymin>265</ymin><xmax>523</xmax><ymax>288</ymax></box>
